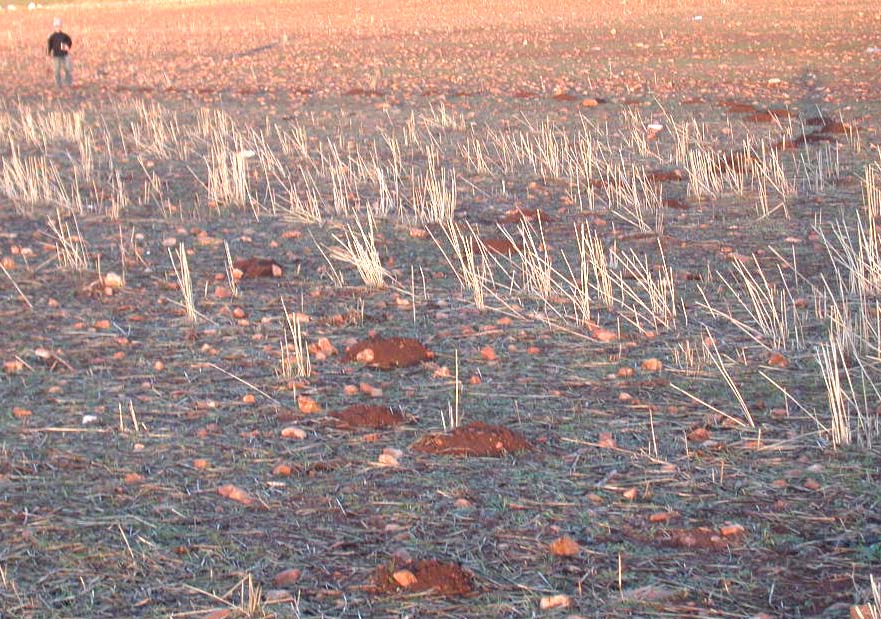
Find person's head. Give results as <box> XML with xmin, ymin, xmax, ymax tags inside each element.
<box><xmin>52</xmin><ymin>17</ymin><xmax>62</xmax><ymax>31</ymax></box>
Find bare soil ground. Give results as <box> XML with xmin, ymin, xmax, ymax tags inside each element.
<box><xmin>1</xmin><ymin>1</ymin><xmax>881</xmax><ymax>618</ymax></box>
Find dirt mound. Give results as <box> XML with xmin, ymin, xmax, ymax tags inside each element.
<box><xmin>411</xmin><ymin>421</ymin><xmax>531</xmax><ymax>457</ymax></box>
<box><xmin>372</xmin><ymin>559</ymin><xmax>475</xmax><ymax>596</ymax></box>
<box><xmin>498</xmin><ymin>207</ymin><xmax>553</xmax><ymax>224</ymax></box>
<box><xmin>344</xmin><ymin>87</ymin><xmax>385</xmax><ymax>97</ymax></box>
<box><xmin>663</xmin><ymin>198</ymin><xmax>690</xmax><ymax>210</ymax></box>
<box><xmin>746</xmin><ymin>108</ymin><xmax>795</xmax><ymax>122</ymax></box>
<box><xmin>655</xmin><ymin>526</ymin><xmax>745</xmax><ymax>551</ymax></box>
<box><xmin>233</xmin><ymin>257</ymin><xmax>283</xmax><ymax>279</ymax></box>
<box><xmin>646</xmin><ymin>169</ymin><xmax>685</xmax><ymax>183</ymax></box>
<box><xmin>474</xmin><ymin>237</ymin><xmax>519</xmax><ymax>255</ymax></box>
<box><xmin>720</xmin><ymin>101</ymin><xmax>758</xmax><ymax>113</ymax></box>
<box><xmin>329</xmin><ymin>404</ymin><xmax>407</xmax><ymax>429</ymax></box>
<box><xmin>343</xmin><ymin>337</ymin><xmax>432</xmax><ymax>369</ymax></box>
<box><xmin>804</xmin><ymin>117</ymin><xmax>852</xmax><ymax>134</ymax></box>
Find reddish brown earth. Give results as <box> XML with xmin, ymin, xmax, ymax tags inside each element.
<box><xmin>654</xmin><ymin>526</ymin><xmax>746</xmax><ymax>551</ymax></box>
<box><xmin>372</xmin><ymin>559</ymin><xmax>475</xmax><ymax>596</ymax></box>
<box><xmin>411</xmin><ymin>422</ymin><xmax>532</xmax><ymax>457</ymax></box>
<box><xmin>474</xmin><ymin>237</ymin><xmax>519</xmax><ymax>255</ymax></box>
<box><xmin>329</xmin><ymin>404</ymin><xmax>407</xmax><ymax>429</ymax></box>
<box><xmin>232</xmin><ymin>257</ymin><xmax>283</xmax><ymax>279</ymax></box>
<box><xmin>343</xmin><ymin>337</ymin><xmax>432</xmax><ymax>369</ymax></box>
<box><xmin>498</xmin><ymin>208</ymin><xmax>553</xmax><ymax>225</ymax></box>
<box><xmin>1</xmin><ymin>1</ymin><xmax>880</xmax><ymax>618</ymax></box>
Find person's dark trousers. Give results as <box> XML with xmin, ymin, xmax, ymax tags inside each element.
<box><xmin>54</xmin><ymin>55</ymin><xmax>72</xmax><ymax>87</ymax></box>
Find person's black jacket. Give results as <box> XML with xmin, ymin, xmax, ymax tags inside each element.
<box><xmin>48</xmin><ymin>32</ymin><xmax>72</xmax><ymax>57</ymax></box>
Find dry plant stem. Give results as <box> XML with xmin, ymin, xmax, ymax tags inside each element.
<box><xmin>0</xmin><ymin>262</ymin><xmax>32</xmax><ymax>309</ymax></box>
<box><xmin>223</xmin><ymin>241</ymin><xmax>239</xmax><ymax>298</ymax></box>
<box><xmin>328</xmin><ymin>210</ymin><xmax>389</xmax><ymax>288</ymax></box>
<box><xmin>430</xmin><ymin>221</ymin><xmax>491</xmax><ymax>311</ymax></box>
<box><xmin>871</xmin><ymin>575</ymin><xmax>881</xmax><ymax>619</ymax></box>
<box><xmin>48</xmin><ymin>209</ymin><xmax>90</xmax><ymax>272</ymax></box>
<box><xmin>168</xmin><ymin>243</ymin><xmax>197</xmax><ymax>323</ymax></box>
<box><xmin>443</xmin><ymin>349</ymin><xmax>462</xmax><ymax>431</ymax></box>
<box><xmin>280</xmin><ymin>297</ymin><xmax>311</xmax><ymax>378</ymax></box>
<box><xmin>703</xmin><ymin>330</ymin><xmax>755</xmax><ymax>427</ymax></box>
<box><xmin>208</xmin><ymin>362</ymin><xmax>281</xmax><ymax>406</ymax></box>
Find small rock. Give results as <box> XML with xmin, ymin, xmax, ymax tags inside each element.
<box><xmin>393</xmin><ymin>569</ymin><xmax>417</xmax><ymax>587</ymax></box>
<box><xmin>641</xmin><ymin>358</ymin><xmax>663</xmax><ymax>372</ymax></box>
<box><xmin>103</xmin><ymin>272</ymin><xmax>124</xmax><ymax>289</ymax></box>
<box><xmin>377</xmin><ymin>453</ymin><xmax>399</xmax><ymax>467</ymax></box>
<box><xmin>280</xmin><ymin>426</ymin><xmax>307</xmax><ymax>439</ymax></box>
<box><xmin>297</xmin><ymin>396</ymin><xmax>321</xmax><ymax>414</ymax></box>
<box><xmin>548</xmin><ymin>536</ymin><xmax>580</xmax><ymax>557</ymax></box>
<box><xmin>263</xmin><ymin>589</ymin><xmax>291</xmax><ymax>604</ymax></box>
<box><xmin>719</xmin><ymin>523</ymin><xmax>745</xmax><ymax>537</ymax></box>
<box><xmin>271</xmin><ymin>568</ymin><xmax>302</xmax><ymax>587</ymax></box>
<box><xmin>539</xmin><ymin>594</ymin><xmax>571</xmax><ymax>610</ymax></box>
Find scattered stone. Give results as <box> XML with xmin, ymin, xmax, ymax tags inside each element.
<box><xmin>272</xmin><ymin>568</ymin><xmax>302</xmax><ymax>587</ymax></box>
<box><xmin>539</xmin><ymin>594</ymin><xmax>571</xmax><ymax>609</ymax></box>
<box><xmin>548</xmin><ymin>536</ymin><xmax>580</xmax><ymax>557</ymax></box>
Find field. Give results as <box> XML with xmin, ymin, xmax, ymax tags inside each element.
<box><xmin>1</xmin><ymin>0</ymin><xmax>881</xmax><ymax>617</ymax></box>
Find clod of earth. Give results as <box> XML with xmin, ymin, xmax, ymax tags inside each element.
<box><xmin>539</xmin><ymin>594</ymin><xmax>571</xmax><ymax>609</ymax></box>
<box><xmin>548</xmin><ymin>535</ymin><xmax>580</xmax><ymax>557</ymax></box>
<box><xmin>372</xmin><ymin>559</ymin><xmax>475</xmax><ymax>596</ymax></box>
<box><xmin>329</xmin><ymin>404</ymin><xmax>407</xmax><ymax>429</ymax></box>
<box><xmin>232</xmin><ymin>257</ymin><xmax>283</xmax><ymax>279</ymax></box>
<box><xmin>411</xmin><ymin>421</ymin><xmax>532</xmax><ymax>457</ymax></box>
<box><xmin>343</xmin><ymin>337</ymin><xmax>432</xmax><ymax>369</ymax></box>
<box><xmin>271</xmin><ymin>567</ymin><xmax>302</xmax><ymax>587</ymax></box>
<box><xmin>216</xmin><ymin>484</ymin><xmax>256</xmax><ymax>506</ymax></box>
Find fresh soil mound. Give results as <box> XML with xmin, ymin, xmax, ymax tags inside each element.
<box><xmin>343</xmin><ymin>337</ymin><xmax>432</xmax><ymax>369</ymax></box>
<box><xmin>746</xmin><ymin>108</ymin><xmax>795</xmax><ymax>122</ymax></box>
<box><xmin>720</xmin><ymin>101</ymin><xmax>758</xmax><ymax>114</ymax></box>
<box><xmin>655</xmin><ymin>527</ymin><xmax>745</xmax><ymax>551</ymax></box>
<box><xmin>474</xmin><ymin>237</ymin><xmax>519</xmax><ymax>255</ymax></box>
<box><xmin>344</xmin><ymin>87</ymin><xmax>385</xmax><ymax>97</ymax></box>
<box><xmin>646</xmin><ymin>169</ymin><xmax>684</xmax><ymax>183</ymax></box>
<box><xmin>411</xmin><ymin>421</ymin><xmax>531</xmax><ymax>457</ymax></box>
<box><xmin>498</xmin><ymin>207</ymin><xmax>553</xmax><ymax>224</ymax></box>
<box><xmin>329</xmin><ymin>404</ymin><xmax>406</xmax><ymax>429</ymax></box>
<box><xmin>805</xmin><ymin>118</ymin><xmax>851</xmax><ymax>134</ymax></box>
<box><xmin>663</xmin><ymin>198</ymin><xmax>690</xmax><ymax>210</ymax></box>
<box><xmin>233</xmin><ymin>257</ymin><xmax>283</xmax><ymax>279</ymax></box>
<box><xmin>372</xmin><ymin>559</ymin><xmax>474</xmax><ymax>596</ymax></box>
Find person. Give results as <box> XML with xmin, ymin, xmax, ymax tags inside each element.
<box><xmin>47</xmin><ymin>17</ymin><xmax>72</xmax><ymax>88</ymax></box>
